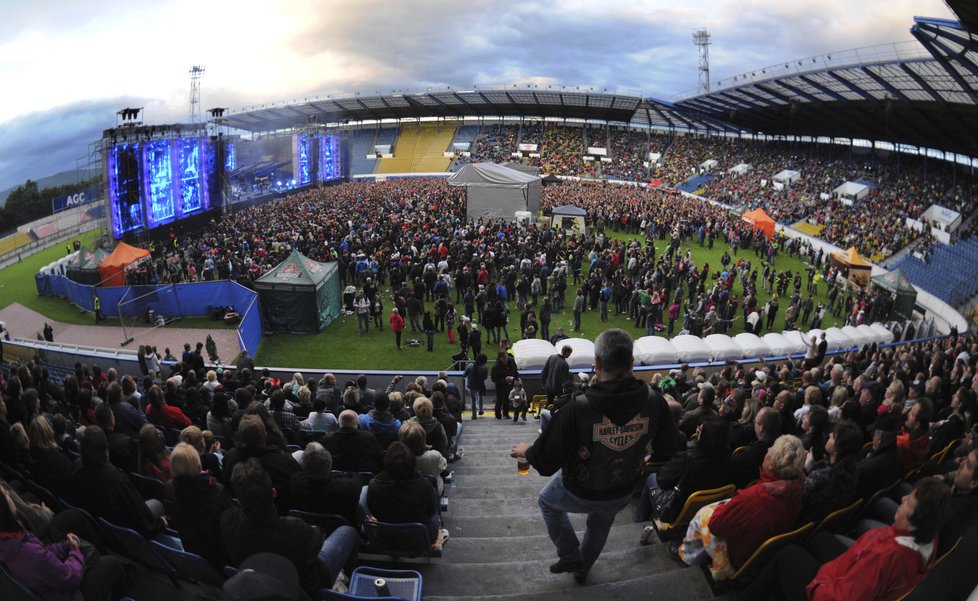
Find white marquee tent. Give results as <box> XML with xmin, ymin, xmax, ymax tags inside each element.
<box><xmin>447</xmin><ymin>163</ymin><xmax>542</xmax><ymax>222</ymax></box>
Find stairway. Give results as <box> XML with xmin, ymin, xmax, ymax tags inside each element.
<box><xmin>366</xmin><ymin>414</ymin><xmax>716</xmax><ymax>600</ymax></box>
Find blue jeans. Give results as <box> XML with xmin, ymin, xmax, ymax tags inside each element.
<box><xmin>318</xmin><ymin>525</ymin><xmax>359</xmax><ymax>587</ymax></box>
<box><xmin>539</xmin><ymin>409</ymin><xmax>552</xmax><ymax>432</ymax></box>
<box><xmin>538</xmin><ymin>472</ymin><xmax>632</xmax><ymax>575</ymax></box>
<box><xmin>634</xmin><ymin>473</ymin><xmax>659</xmax><ymax>522</ymax></box>
<box><xmin>468</xmin><ymin>389</ymin><xmax>483</xmax><ymax>414</ymax></box>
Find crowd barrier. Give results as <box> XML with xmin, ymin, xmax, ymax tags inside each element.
<box><xmin>33</xmin><ymin>275</ymin><xmax>262</xmax><ymax>357</ymax></box>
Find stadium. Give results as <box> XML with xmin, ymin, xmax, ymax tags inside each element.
<box><xmin>0</xmin><ymin>1</ymin><xmax>977</xmax><ymax>600</ymax></box>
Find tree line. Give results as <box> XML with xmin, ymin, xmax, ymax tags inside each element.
<box><xmin>0</xmin><ymin>177</ymin><xmax>100</xmax><ymax>236</ymax></box>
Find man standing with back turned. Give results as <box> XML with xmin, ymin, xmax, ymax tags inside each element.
<box><xmin>511</xmin><ymin>328</ymin><xmax>680</xmax><ymax>584</ymax></box>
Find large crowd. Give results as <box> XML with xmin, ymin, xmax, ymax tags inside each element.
<box><xmin>446</xmin><ymin>123</ymin><xmax>978</xmax><ymax>265</ymax></box>
<box><xmin>0</xmin><ymin>312</ymin><xmax>975</xmax><ymax>599</ymax></box>
<box><xmin>0</xmin><ymin>344</ymin><xmax>467</xmax><ymax>599</ymax></box>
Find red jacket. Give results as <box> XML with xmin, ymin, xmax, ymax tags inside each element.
<box><xmin>146</xmin><ymin>404</ymin><xmax>192</xmax><ymax>430</ymax></box>
<box><xmin>389</xmin><ymin>313</ymin><xmax>405</xmax><ymax>333</ymax></box>
<box><xmin>808</xmin><ymin>525</ymin><xmax>934</xmax><ymax>601</ymax></box>
<box><xmin>897</xmin><ymin>430</ymin><xmax>929</xmax><ymax>474</ymax></box>
<box><xmin>709</xmin><ymin>469</ymin><xmax>805</xmax><ymax>570</ymax></box>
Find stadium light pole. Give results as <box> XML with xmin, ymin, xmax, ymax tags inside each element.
<box><xmin>693</xmin><ymin>29</ymin><xmax>711</xmax><ymax>94</ymax></box>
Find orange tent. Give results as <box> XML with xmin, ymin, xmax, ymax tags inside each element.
<box><xmin>742</xmin><ymin>207</ymin><xmax>776</xmax><ymax>239</ymax></box>
<box><xmin>830</xmin><ymin>246</ymin><xmax>873</xmax><ymax>289</ymax></box>
<box><xmin>98</xmin><ymin>242</ymin><xmax>150</xmax><ymax>287</ymax></box>
<box><xmin>830</xmin><ymin>246</ymin><xmax>872</xmax><ymax>268</ymax></box>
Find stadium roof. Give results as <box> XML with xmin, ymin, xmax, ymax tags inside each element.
<box><xmin>224</xmin><ymin>87</ymin><xmax>740</xmax><ymax>134</ymax></box>
<box><xmin>675</xmin><ymin>15</ymin><xmax>978</xmax><ymax>158</ymax></box>
<box><xmin>225</xmin><ymin>9</ymin><xmax>978</xmax><ymax>160</ymax></box>
<box><xmin>947</xmin><ymin>0</ymin><xmax>978</xmax><ymax>32</ymax></box>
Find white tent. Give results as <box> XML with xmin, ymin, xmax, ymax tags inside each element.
<box><xmin>734</xmin><ymin>333</ymin><xmax>773</xmax><ymax>358</ymax></box>
<box><xmin>772</xmin><ymin>169</ymin><xmax>800</xmax><ymax>184</ymax></box>
<box><xmin>824</xmin><ymin>327</ymin><xmax>856</xmax><ymax>350</ymax></box>
<box><xmin>842</xmin><ymin>325</ymin><xmax>871</xmax><ymax>347</ymax></box>
<box><xmin>780</xmin><ymin>331</ymin><xmax>811</xmax><ymax>355</ymax></box>
<box><xmin>550</xmin><ymin>205</ymin><xmax>587</xmax><ymax>233</ymax></box>
<box><xmin>700</xmin><ymin>159</ymin><xmax>718</xmax><ymax>172</ymax></box>
<box><xmin>447</xmin><ymin>163</ymin><xmax>542</xmax><ymax>222</ymax></box>
<box><xmin>856</xmin><ymin>324</ymin><xmax>881</xmax><ymax>345</ymax></box>
<box><xmin>560</xmin><ymin>338</ymin><xmax>595</xmax><ymax>369</ymax></box>
<box><xmin>833</xmin><ymin>181</ymin><xmax>870</xmax><ymax>206</ymax></box>
<box><xmin>512</xmin><ymin>339</ymin><xmax>559</xmax><ymax>370</ymax></box>
<box><xmin>672</xmin><ymin>334</ymin><xmax>712</xmax><ymax>363</ymax></box>
<box><xmin>728</xmin><ymin>163</ymin><xmax>751</xmax><ymax>176</ymax></box>
<box><xmin>704</xmin><ymin>334</ymin><xmax>744</xmax><ymax>361</ymax></box>
<box><xmin>634</xmin><ymin>336</ymin><xmax>679</xmax><ymax>366</ymax></box>
<box><xmin>762</xmin><ymin>333</ymin><xmax>795</xmax><ymax>356</ymax></box>
<box><xmin>870</xmin><ymin>322</ymin><xmax>895</xmax><ymax>343</ymax></box>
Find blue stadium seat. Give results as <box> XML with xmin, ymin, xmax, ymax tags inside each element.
<box><xmin>320</xmin><ymin>566</ymin><xmax>424</xmax><ymax>601</ymax></box>
<box><xmin>150</xmin><ymin>540</ymin><xmax>225</xmax><ymax>588</ymax></box>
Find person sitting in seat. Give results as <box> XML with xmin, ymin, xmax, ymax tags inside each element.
<box><xmin>801</xmin><ymin>419</ymin><xmax>863</xmax><ymax>524</ymax></box>
<box><xmin>322</xmin><ymin>410</ymin><xmax>384</xmax><ymax>474</ymax></box>
<box><xmin>0</xmin><ymin>485</ymin><xmax>129</xmax><ymax>601</ymax></box>
<box><xmin>675</xmin><ymin>434</ymin><xmax>806</xmax><ymax>580</ymax></box>
<box><xmin>399</xmin><ymin>421</ymin><xmax>448</xmax><ymax>496</ymax></box>
<box><xmin>164</xmin><ymin>442</ymin><xmax>234</xmax><ymax>569</ymax></box>
<box><xmin>221</xmin><ymin>459</ymin><xmax>358</xmax><ymax>595</ymax></box>
<box><xmin>735</xmin><ymin>477</ymin><xmax>951</xmax><ymax>601</ymax></box>
<box><xmin>366</xmin><ymin>441</ymin><xmax>443</xmax><ymax>548</ymax></box>
<box><xmin>357</xmin><ymin>393</ymin><xmax>402</xmax><ymax>449</ymax></box>
<box><xmin>289</xmin><ymin>442</ymin><xmax>362</xmax><ymax>528</ymax></box>
<box><xmin>68</xmin><ymin>425</ymin><xmax>164</xmax><ymax>536</ymax></box>
<box><xmin>635</xmin><ymin>418</ymin><xmax>732</xmax><ymax>524</ymax></box>
<box><xmin>222</xmin><ymin>415</ymin><xmax>300</xmax><ymax>515</ymax></box>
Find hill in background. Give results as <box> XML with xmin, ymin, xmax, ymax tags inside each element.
<box><xmin>0</xmin><ymin>169</ymin><xmax>90</xmax><ymax>207</ymax></box>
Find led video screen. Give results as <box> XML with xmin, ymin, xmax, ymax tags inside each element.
<box><xmin>108</xmin><ymin>136</ymin><xmax>217</xmax><ymax>238</ymax></box>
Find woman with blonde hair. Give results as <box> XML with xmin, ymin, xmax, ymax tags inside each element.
<box><xmin>28</xmin><ymin>415</ymin><xmax>76</xmax><ymax>497</ymax></box>
<box><xmin>202</xmin><ymin>370</ymin><xmax>220</xmax><ymax>393</ymax></box>
<box><xmin>163</xmin><ymin>443</ymin><xmax>233</xmax><ymax>568</ymax></box>
<box><xmin>409</xmin><ymin>397</ymin><xmax>449</xmax><ymax>458</ymax></box>
<box><xmin>675</xmin><ymin>434</ymin><xmax>806</xmax><ymax>579</ymax></box>
<box><xmin>399</xmin><ymin>421</ymin><xmax>447</xmax><ymax>495</ymax></box>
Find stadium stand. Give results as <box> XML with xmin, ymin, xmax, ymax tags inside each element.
<box><xmin>0</xmin><ymin>231</ymin><xmax>31</xmax><ymax>257</ymax></box>
<box><xmin>602</xmin><ymin>126</ymin><xmax>651</xmax><ymax>182</ymax></box>
<box><xmin>893</xmin><ymin>236</ymin><xmax>978</xmax><ymax>307</ymax></box>
<box><xmin>465</xmin><ymin>124</ymin><xmax>518</xmax><ymax>165</ymax></box>
<box><xmin>348</xmin><ymin>129</ymin><xmax>379</xmax><ymax>176</ymax></box>
<box><xmin>451</xmin><ymin>125</ymin><xmax>479</xmax><ymax>146</ymax></box>
<box><xmin>376</xmin><ymin>124</ymin><xmax>455</xmax><ymax>174</ymax></box>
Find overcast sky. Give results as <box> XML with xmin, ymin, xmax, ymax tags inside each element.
<box><xmin>0</xmin><ymin>0</ymin><xmax>956</xmax><ymax>191</ymax></box>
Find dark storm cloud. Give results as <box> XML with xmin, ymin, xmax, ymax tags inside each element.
<box><xmin>290</xmin><ymin>1</ymin><xmax>696</xmax><ymax>97</ymax></box>
<box><xmin>0</xmin><ymin>101</ymin><xmax>122</xmax><ymax>191</ymax></box>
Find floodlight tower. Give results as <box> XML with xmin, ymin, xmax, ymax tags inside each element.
<box><xmin>693</xmin><ymin>29</ymin><xmax>711</xmax><ymax>95</ymax></box>
<box><xmin>189</xmin><ymin>65</ymin><xmax>206</xmax><ymax>123</ymax></box>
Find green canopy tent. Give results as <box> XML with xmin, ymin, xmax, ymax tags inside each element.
<box><xmin>254</xmin><ymin>249</ymin><xmax>341</xmax><ymax>333</ymax></box>
<box><xmin>871</xmin><ymin>268</ymin><xmax>918</xmax><ymax>321</ymax></box>
<box><xmin>66</xmin><ymin>249</ymin><xmax>110</xmax><ymax>285</ymax></box>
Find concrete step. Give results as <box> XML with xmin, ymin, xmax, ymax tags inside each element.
<box><xmin>447</xmin><ymin>473</ymin><xmax>568</xmax><ymax>490</ymax></box>
<box><xmin>447</xmin><ymin>495</ymin><xmax>542</xmax><ymax>515</ymax></box>
<box><xmin>448</xmin><ymin>481</ymin><xmax>552</xmax><ymax>499</ymax></box>
<box><xmin>446</xmin><ymin>506</ymin><xmax>639</xmax><ymax>539</ymax></box>
<box><xmin>408</xmin><ymin>545</ymin><xmax>688</xmax><ymax>596</ymax></box>
<box><xmin>430</xmin><ymin>523</ymin><xmax>650</xmax><ymax>563</ymax></box>
<box><xmin>451</xmin><ymin>457</ymin><xmax>527</xmax><ymax>469</ymax></box>
<box><xmin>423</xmin><ymin>569</ymin><xmax>714</xmax><ymax>601</ymax></box>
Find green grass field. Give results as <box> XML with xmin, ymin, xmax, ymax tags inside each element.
<box><xmin>0</xmin><ymin>228</ymin><xmax>845</xmax><ymax>370</ymax></box>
